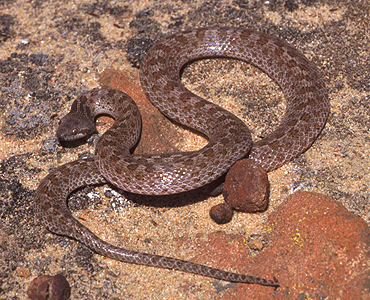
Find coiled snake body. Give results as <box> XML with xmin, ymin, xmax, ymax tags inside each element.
<box><xmin>35</xmin><ymin>27</ymin><xmax>329</xmax><ymax>287</ymax></box>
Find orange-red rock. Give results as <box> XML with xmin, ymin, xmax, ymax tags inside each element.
<box><xmin>190</xmin><ymin>192</ymin><xmax>370</xmax><ymax>299</ymax></box>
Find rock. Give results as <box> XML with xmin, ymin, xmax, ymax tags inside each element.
<box><xmin>27</xmin><ymin>274</ymin><xmax>71</xmax><ymax>300</ymax></box>
<box><xmin>248</xmin><ymin>237</ymin><xmax>264</xmax><ymax>251</ymax></box>
<box><xmin>209</xmin><ymin>202</ymin><xmax>234</xmax><ymax>224</ymax></box>
<box><xmin>223</xmin><ymin>159</ymin><xmax>269</xmax><ymax>212</ymax></box>
<box><xmin>260</xmin><ymin>191</ymin><xmax>370</xmax><ymax>300</ymax></box>
<box><xmin>199</xmin><ymin>192</ymin><xmax>370</xmax><ymax>300</ymax></box>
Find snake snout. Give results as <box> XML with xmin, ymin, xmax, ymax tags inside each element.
<box><xmin>57</xmin><ymin>113</ymin><xmax>96</xmax><ymax>142</ymax></box>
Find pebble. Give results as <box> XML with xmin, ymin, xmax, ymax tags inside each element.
<box><xmin>248</xmin><ymin>238</ymin><xmax>264</xmax><ymax>251</ymax></box>
<box><xmin>209</xmin><ymin>202</ymin><xmax>234</xmax><ymax>224</ymax></box>
<box><xmin>27</xmin><ymin>274</ymin><xmax>71</xmax><ymax>300</ymax></box>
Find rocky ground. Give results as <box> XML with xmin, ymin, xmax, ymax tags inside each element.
<box><xmin>1</xmin><ymin>0</ymin><xmax>369</xmax><ymax>299</ymax></box>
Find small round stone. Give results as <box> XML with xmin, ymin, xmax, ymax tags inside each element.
<box><xmin>223</xmin><ymin>159</ymin><xmax>269</xmax><ymax>212</ymax></box>
<box><xmin>27</xmin><ymin>274</ymin><xmax>71</xmax><ymax>300</ymax></box>
<box><xmin>209</xmin><ymin>202</ymin><xmax>234</xmax><ymax>224</ymax></box>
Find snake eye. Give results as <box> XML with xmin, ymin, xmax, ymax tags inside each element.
<box><xmin>72</xmin><ymin>128</ymin><xmax>78</xmax><ymax>135</ymax></box>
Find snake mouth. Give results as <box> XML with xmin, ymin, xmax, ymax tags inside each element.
<box><xmin>56</xmin><ymin>128</ymin><xmax>86</xmax><ymax>142</ymax></box>
<box><xmin>59</xmin><ymin>133</ymin><xmax>86</xmax><ymax>142</ymax></box>
<box><xmin>56</xmin><ymin>125</ymin><xmax>96</xmax><ymax>148</ymax></box>
<box><xmin>57</xmin><ymin>117</ymin><xmax>97</xmax><ymax>142</ymax></box>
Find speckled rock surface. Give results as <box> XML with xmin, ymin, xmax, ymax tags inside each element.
<box><xmin>204</xmin><ymin>191</ymin><xmax>370</xmax><ymax>300</ymax></box>
<box><xmin>1</xmin><ymin>1</ymin><xmax>369</xmax><ymax>299</ymax></box>
<box><xmin>252</xmin><ymin>191</ymin><xmax>370</xmax><ymax>299</ymax></box>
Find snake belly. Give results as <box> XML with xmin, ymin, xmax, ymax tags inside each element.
<box><xmin>35</xmin><ymin>27</ymin><xmax>329</xmax><ymax>286</ymax></box>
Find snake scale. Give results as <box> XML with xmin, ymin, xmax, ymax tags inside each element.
<box><xmin>35</xmin><ymin>27</ymin><xmax>329</xmax><ymax>287</ymax></box>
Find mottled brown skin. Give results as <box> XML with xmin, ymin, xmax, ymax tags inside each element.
<box><xmin>35</xmin><ymin>27</ymin><xmax>330</xmax><ymax>287</ymax></box>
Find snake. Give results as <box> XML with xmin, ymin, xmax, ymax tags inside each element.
<box><xmin>35</xmin><ymin>27</ymin><xmax>329</xmax><ymax>287</ymax></box>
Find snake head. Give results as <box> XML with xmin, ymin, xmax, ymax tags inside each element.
<box><xmin>57</xmin><ymin>97</ymin><xmax>96</xmax><ymax>142</ymax></box>
<box><xmin>57</xmin><ymin>113</ymin><xmax>96</xmax><ymax>142</ymax></box>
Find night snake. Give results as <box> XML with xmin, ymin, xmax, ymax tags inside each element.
<box><xmin>35</xmin><ymin>27</ymin><xmax>329</xmax><ymax>287</ymax></box>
